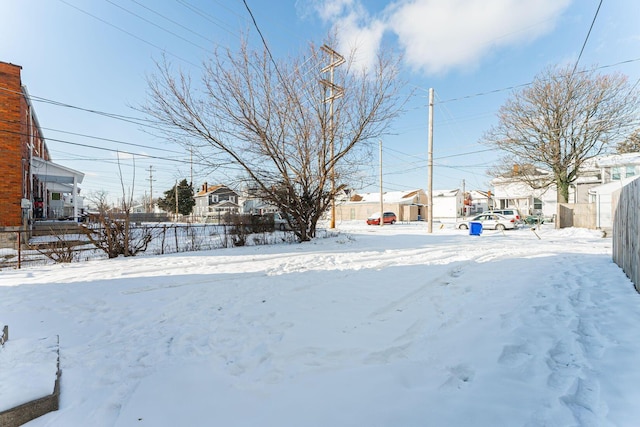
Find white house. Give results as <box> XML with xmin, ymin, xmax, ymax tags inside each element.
<box><xmin>491</xmin><ymin>152</ymin><xmax>640</xmax><ymax>226</ymax></box>
<box><xmin>589</xmin><ymin>175</ymin><xmax>640</xmax><ymax>229</ymax></box>
<box><xmin>431</xmin><ymin>189</ymin><xmax>463</xmax><ymax>220</ymax></box>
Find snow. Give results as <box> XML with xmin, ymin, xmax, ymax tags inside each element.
<box><xmin>0</xmin><ymin>336</ymin><xmax>58</xmax><ymax>412</ymax></box>
<box><xmin>1</xmin><ymin>222</ymin><xmax>639</xmax><ymax>426</ymax></box>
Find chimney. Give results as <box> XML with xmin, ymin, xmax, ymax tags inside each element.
<box><xmin>203</xmin><ymin>182</ymin><xmax>208</xmax><ymax>192</ymax></box>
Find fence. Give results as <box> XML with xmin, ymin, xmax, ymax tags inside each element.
<box><xmin>0</xmin><ymin>223</ymin><xmax>297</xmax><ymax>270</ymax></box>
<box><xmin>557</xmin><ymin>203</ymin><xmax>597</xmax><ymax>229</ymax></box>
<box><xmin>612</xmin><ymin>178</ymin><xmax>640</xmax><ymax>293</ymax></box>
<box><xmin>0</xmin><ymin>326</ymin><xmax>62</xmax><ymax>427</ymax></box>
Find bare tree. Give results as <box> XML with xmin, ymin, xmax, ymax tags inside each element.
<box><xmin>82</xmin><ymin>191</ymin><xmax>155</xmax><ymax>258</ymax></box>
<box><xmin>483</xmin><ymin>65</ymin><xmax>639</xmax><ymax>203</ymax></box>
<box><xmin>144</xmin><ymin>38</ymin><xmax>404</xmax><ymax>241</ymax></box>
<box><xmin>617</xmin><ymin>129</ymin><xmax>640</xmax><ymax>153</ymax></box>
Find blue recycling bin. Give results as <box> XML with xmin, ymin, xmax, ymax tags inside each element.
<box><xmin>469</xmin><ymin>221</ymin><xmax>483</xmax><ymax>236</ymax></box>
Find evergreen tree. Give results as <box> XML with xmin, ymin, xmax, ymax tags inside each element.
<box><xmin>157</xmin><ymin>179</ymin><xmax>195</xmax><ymax>216</ymax></box>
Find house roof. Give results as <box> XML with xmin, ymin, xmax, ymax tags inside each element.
<box><xmin>432</xmin><ymin>189</ymin><xmax>459</xmax><ymax>198</ymax></box>
<box><xmin>31</xmin><ymin>157</ymin><xmax>84</xmax><ymax>185</ymax></box>
<box><xmin>350</xmin><ymin>189</ymin><xmax>425</xmax><ymax>204</ymax></box>
<box><xmin>588</xmin><ymin>175</ymin><xmax>640</xmax><ymax>195</ymax></box>
<box><xmin>592</xmin><ymin>152</ymin><xmax>640</xmax><ymax>167</ymax></box>
<box><xmin>195</xmin><ymin>184</ymin><xmax>226</xmax><ymax>197</ymax></box>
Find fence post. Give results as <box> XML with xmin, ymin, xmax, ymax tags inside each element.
<box><xmin>17</xmin><ymin>232</ymin><xmax>21</xmax><ymax>269</ymax></box>
<box><xmin>161</xmin><ymin>225</ymin><xmax>166</xmax><ymax>255</ymax></box>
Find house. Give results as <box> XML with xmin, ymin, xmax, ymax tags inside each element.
<box><xmin>238</xmin><ymin>186</ymin><xmax>279</xmax><ymax>215</ymax></box>
<box><xmin>491</xmin><ymin>172</ymin><xmax>559</xmax><ymax>220</ymax></box>
<box><xmin>0</xmin><ymin>61</ymin><xmax>84</xmax><ymax>234</ymax></box>
<box><xmin>589</xmin><ymin>175</ymin><xmax>639</xmax><ymax>230</ymax></box>
<box><xmin>586</xmin><ymin>153</ymin><xmax>640</xmax><ymax>229</ymax></box>
<box><xmin>431</xmin><ymin>189</ymin><xmax>464</xmax><ymax>220</ymax></box>
<box><xmin>491</xmin><ymin>152</ymin><xmax>640</xmax><ymax>227</ymax></box>
<box><xmin>465</xmin><ymin>190</ymin><xmax>491</xmax><ymax>216</ymax></box>
<box><xmin>193</xmin><ymin>183</ymin><xmax>239</xmax><ymax>222</ymax></box>
<box><xmin>335</xmin><ymin>189</ymin><xmax>427</xmax><ymax>222</ymax></box>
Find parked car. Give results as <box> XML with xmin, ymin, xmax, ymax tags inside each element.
<box><xmin>457</xmin><ymin>213</ymin><xmax>517</xmax><ymax>231</ymax></box>
<box><xmin>264</xmin><ymin>212</ymin><xmax>292</xmax><ymax>231</ymax></box>
<box><xmin>487</xmin><ymin>208</ymin><xmax>523</xmax><ymax>224</ymax></box>
<box><xmin>366</xmin><ymin>211</ymin><xmax>397</xmax><ymax>225</ymax></box>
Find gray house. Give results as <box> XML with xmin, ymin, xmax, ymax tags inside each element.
<box><xmin>193</xmin><ymin>183</ymin><xmax>240</xmax><ymax>222</ymax></box>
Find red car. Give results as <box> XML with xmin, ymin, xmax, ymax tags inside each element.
<box><xmin>366</xmin><ymin>212</ymin><xmax>397</xmax><ymax>225</ymax></box>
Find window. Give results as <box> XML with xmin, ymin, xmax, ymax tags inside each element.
<box><xmin>626</xmin><ymin>166</ymin><xmax>636</xmax><ymax>178</ymax></box>
<box><xmin>612</xmin><ymin>167</ymin><xmax>621</xmax><ymax>180</ymax></box>
<box><xmin>533</xmin><ymin>198</ymin><xmax>542</xmax><ymax>210</ymax></box>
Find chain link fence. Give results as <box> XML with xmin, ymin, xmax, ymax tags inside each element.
<box><xmin>0</xmin><ymin>223</ymin><xmax>299</xmax><ymax>270</ymax></box>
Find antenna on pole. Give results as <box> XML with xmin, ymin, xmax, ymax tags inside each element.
<box><xmin>320</xmin><ymin>44</ymin><xmax>345</xmax><ymax>229</ymax></box>
<box><xmin>379</xmin><ymin>140</ymin><xmax>384</xmax><ymax>227</ymax></box>
<box><xmin>427</xmin><ymin>88</ymin><xmax>434</xmax><ymax>233</ymax></box>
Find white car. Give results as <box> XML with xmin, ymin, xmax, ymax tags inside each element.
<box><xmin>457</xmin><ymin>213</ymin><xmax>518</xmax><ymax>231</ymax></box>
<box><xmin>487</xmin><ymin>209</ymin><xmax>523</xmax><ymax>224</ymax></box>
<box><xmin>272</xmin><ymin>212</ymin><xmax>291</xmax><ymax>231</ymax></box>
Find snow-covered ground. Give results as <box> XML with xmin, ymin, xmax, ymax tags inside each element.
<box><xmin>1</xmin><ymin>222</ymin><xmax>639</xmax><ymax>426</ymax></box>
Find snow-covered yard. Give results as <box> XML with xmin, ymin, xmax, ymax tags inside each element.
<box><xmin>1</xmin><ymin>222</ymin><xmax>639</xmax><ymax>426</ymax></box>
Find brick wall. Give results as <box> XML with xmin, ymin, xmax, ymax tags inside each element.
<box><xmin>0</xmin><ymin>62</ymin><xmax>24</xmax><ymax>227</ymax></box>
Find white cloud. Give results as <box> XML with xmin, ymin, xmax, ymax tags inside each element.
<box><xmin>333</xmin><ymin>13</ymin><xmax>386</xmax><ymax>72</ymax></box>
<box><xmin>314</xmin><ymin>0</ymin><xmax>357</xmax><ymax>21</ymax></box>
<box><xmin>314</xmin><ymin>0</ymin><xmax>573</xmax><ymax>75</ymax></box>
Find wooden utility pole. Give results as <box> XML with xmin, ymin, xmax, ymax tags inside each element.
<box><xmin>461</xmin><ymin>179</ymin><xmax>466</xmax><ymax>217</ymax></box>
<box><xmin>146</xmin><ymin>165</ymin><xmax>155</xmax><ymax>213</ymax></box>
<box><xmin>427</xmin><ymin>88</ymin><xmax>434</xmax><ymax>233</ymax></box>
<box><xmin>175</xmin><ymin>180</ymin><xmax>178</xmax><ymax>217</ymax></box>
<box><xmin>379</xmin><ymin>140</ymin><xmax>384</xmax><ymax>227</ymax></box>
<box><xmin>320</xmin><ymin>45</ymin><xmax>345</xmax><ymax>229</ymax></box>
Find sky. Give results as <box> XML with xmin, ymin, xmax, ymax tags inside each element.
<box><xmin>1</xmin><ymin>222</ymin><xmax>639</xmax><ymax>425</ymax></box>
<box><xmin>1</xmin><ymin>0</ymin><xmax>639</xmax><ymax>205</ymax></box>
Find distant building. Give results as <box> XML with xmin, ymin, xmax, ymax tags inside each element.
<box><xmin>335</xmin><ymin>189</ymin><xmax>427</xmax><ymax>222</ymax></box>
<box><xmin>431</xmin><ymin>189</ymin><xmax>464</xmax><ymax>220</ymax></box>
<box><xmin>0</xmin><ymin>61</ymin><xmax>84</xmax><ymax>232</ymax></box>
<box><xmin>490</xmin><ymin>152</ymin><xmax>640</xmax><ymax>228</ymax></box>
<box><xmin>193</xmin><ymin>183</ymin><xmax>239</xmax><ymax>222</ymax></box>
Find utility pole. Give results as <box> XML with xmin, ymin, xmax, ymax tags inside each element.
<box><xmin>461</xmin><ymin>179</ymin><xmax>466</xmax><ymax>217</ymax></box>
<box><xmin>146</xmin><ymin>165</ymin><xmax>155</xmax><ymax>213</ymax></box>
<box><xmin>427</xmin><ymin>88</ymin><xmax>434</xmax><ymax>233</ymax></box>
<box><xmin>175</xmin><ymin>180</ymin><xmax>178</xmax><ymax>218</ymax></box>
<box><xmin>379</xmin><ymin>140</ymin><xmax>384</xmax><ymax>227</ymax></box>
<box><xmin>320</xmin><ymin>44</ymin><xmax>345</xmax><ymax>229</ymax></box>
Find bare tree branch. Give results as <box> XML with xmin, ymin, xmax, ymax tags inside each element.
<box><xmin>143</xmin><ymin>37</ymin><xmax>405</xmax><ymax>240</ymax></box>
<box><xmin>483</xmin><ymin>65</ymin><xmax>640</xmax><ymax>202</ymax></box>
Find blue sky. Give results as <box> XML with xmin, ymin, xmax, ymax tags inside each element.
<box><xmin>2</xmin><ymin>0</ymin><xmax>639</xmax><ymax>204</ymax></box>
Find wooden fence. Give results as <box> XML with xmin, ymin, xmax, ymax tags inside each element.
<box><xmin>612</xmin><ymin>178</ymin><xmax>640</xmax><ymax>293</ymax></box>
<box><xmin>0</xmin><ymin>327</ymin><xmax>61</xmax><ymax>427</ymax></box>
<box><xmin>557</xmin><ymin>203</ymin><xmax>597</xmax><ymax>229</ymax></box>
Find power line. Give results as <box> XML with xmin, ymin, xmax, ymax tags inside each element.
<box><xmin>105</xmin><ymin>0</ymin><xmax>211</xmax><ymax>53</ymax></box>
<box><xmin>433</xmin><ymin>58</ymin><xmax>640</xmax><ymax>104</ymax></box>
<box><xmin>57</xmin><ymin>0</ymin><xmax>202</xmax><ymax>69</ymax></box>
<box><xmin>572</xmin><ymin>0</ymin><xmax>603</xmax><ymax>74</ymax></box>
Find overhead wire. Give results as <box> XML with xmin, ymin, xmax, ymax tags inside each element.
<box><xmin>57</xmin><ymin>0</ymin><xmax>202</xmax><ymax>69</ymax></box>
<box><xmin>17</xmin><ymin>1</ymin><xmax>640</xmax><ymax>195</ymax></box>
